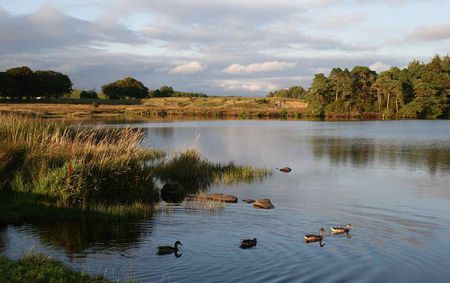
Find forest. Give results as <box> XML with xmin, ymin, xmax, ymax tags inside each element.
<box><xmin>269</xmin><ymin>55</ymin><xmax>450</xmax><ymax>119</ymax></box>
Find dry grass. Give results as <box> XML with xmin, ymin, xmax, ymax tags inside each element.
<box><xmin>0</xmin><ymin>114</ymin><xmax>164</xmax><ymax>208</ymax></box>
<box><xmin>0</xmin><ymin>97</ymin><xmax>308</xmax><ymax>118</ymax></box>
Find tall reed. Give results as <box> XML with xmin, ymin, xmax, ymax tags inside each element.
<box><xmin>0</xmin><ymin>114</ymin><xmax>163</xmax><ymax>208</ymax></box>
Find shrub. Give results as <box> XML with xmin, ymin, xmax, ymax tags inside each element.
<box><xmin>80</xmin><ymin>90</ymin><xmax>98</xmax><ymax>99</ymax></box>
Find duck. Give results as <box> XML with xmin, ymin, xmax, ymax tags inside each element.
<box><xmin>240</xmin><ymin>238</ymin><xmax>257</xmax><ymax>249</ymax></box>
<box><xmin>330</xmin><ymin>224</ymin><xmax>352</xmax><ymax>234</ymax></box>
<box><xmin>304</xmin><ymin>228</ymin><xmax>325</xmax><ymax>243</ymax></box>
<box><xmin>157</xmin><ymin>241</ymin><xmax>183</xmax><ymax>255</ymax></box>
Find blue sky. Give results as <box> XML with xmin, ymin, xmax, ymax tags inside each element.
<box><xmin>0</xmin><ymin>0</ymin><xmax>449</xmax><ymax>96</ymax></box>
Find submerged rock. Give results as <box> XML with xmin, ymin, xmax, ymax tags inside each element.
<box><xmin>253</xmin><ymin>198</ymin><xmax>274</xmax><ymax>209</ymax></box>
<box><xmin>196</xmin><ymin>193</ymin><xmax>238</xmax><ymax>203</ymax></box>
<box><xmin>279</xmin><ymin>167</ymin><xmax>292</xmax><ymax>173</ymax></box>
<box><xmin>161</xmin><ymin>182</ymin><xmax>186</xmax><ymax>203</ymax></box>
<box><xmin>242</xmin><ymin>199</ymin><xmax>255</xmax><ymax>204</ymax></box>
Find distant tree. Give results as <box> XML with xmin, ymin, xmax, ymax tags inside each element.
<box><xmin>102</xmin><ymin>77</ymin><xmax>148</xmax><ymax>99</ymax></box>
<box><xmin>80</xmin><ymin>90</ymin><xmax>98</xmax><ymax>99</ymax></box>
<box><xmin>0</xmin><ymin>72</ymin><xmax>15</xmax><ymax>98</ymax></box>
<box><xmin>305</xmin><ymin>73</ymin><xmax>333</xmax><ymax>116</ymax></box>
<box><xmin>403</xmin><ymin>79</ymin><xmax>445</xmax><ymax>119</ymax></box>
<box><xmin>372</xmin><ymin>71</ymin><xmax>403</xmax><ymax>116</ymax></box>
<box><xmin>351</xmin><ymin>66</ymin><xmax>377</xmax><ymax>113</ymax></box>
<box><xmin>35</xmin><ymin>70</ymin><xmax>72</xmax><ymax>98</ymax></box>
<box><xmin>267</xmin><ymin>85</ymin><xmax>306</xmax><ymax>99</ymax></box>
<box><xmin>6</xmin><ymin>66</ymin><xmax>37</xmax><ymax>99</ymax></box>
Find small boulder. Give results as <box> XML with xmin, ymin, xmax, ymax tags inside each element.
<box><xmin>196</xmin><ymin>193</ymin><xmax>238</xmax><ymax>203</ymax></box>
<box><xmin>161</xmin><ymin>182</ymin><xmax>186</xmax><ymax>203</ymax></box>
<box><xmin>279</xmin><ymin>167</ymin><xmax>292</xmax><ymax>173</ymax></box>
<box><xmin>242</xmin><ymin>199</ymin><xmax>255</xmax><ymax>204</ymax></box>
<box><xmin>253</xmin><ymin>198</ymin><xmax>274</xmax><ymax>209</ymax></box>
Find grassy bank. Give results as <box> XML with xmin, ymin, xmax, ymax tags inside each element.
<box><xmin>0</xmin><ymin>114</ymin><xmax>271</xmax><ymax>223</ymax></box>
<box><xmin>0</xmin><ymin>254</ymin><xmax>108</xmax><ymax>283</ymax></box>
<box><xmin>0</xmin><ymin>97</ymin><xmax>308</xmax><ymax>119</ymax></box>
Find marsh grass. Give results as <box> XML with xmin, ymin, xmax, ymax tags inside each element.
<box><xmin>0</xmin><ymin>114</ymin><xmax>163</xmax><ymax>210</ymax></box>
<box><xmin>153</xmin><ymin>150</ymin><xmax>271</xmax><ymax>193</ymax></box>
<box><xmin>0</xmin><ymin>114</ymin><xmax>271</xmax><ymax>222</ymax></box>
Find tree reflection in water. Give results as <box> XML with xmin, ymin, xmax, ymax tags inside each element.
<box><xmin>310</xmin><ymin>137</ymin><xmax>450</xmax><ymax>175</ymax></box>
<box><xmin>30</xmin><ymin>218</ymin><xmax>152</xmax><ymax>259</ymax></box>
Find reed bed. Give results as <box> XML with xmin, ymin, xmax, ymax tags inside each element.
<box><xmin>153</xmin><ymin>150</ymin><xmax>271</xmax><ymax>192</ymax></box>
<box><xmin>0</xmin><ymin>113</ymin><xmax>271</xmax><ymax>221</ymax></box>
<box><xmin>0</xmin><ymin>114</ymin><xmax>163</xmax><ymax>209</ymax></box>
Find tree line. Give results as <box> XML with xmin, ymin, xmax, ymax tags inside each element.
<box><xmin>101</xmin><ymin>79</ymin><xmax>207</xmax><ymax>99</ymax></box>
<box><xmin>0</xmin><ymin>66</ymin><xmax>72</xmax><ymax>99</ymax></box>
<box><xmin>268</xmin><ymin>55</ymin><xmax>450</xmax><ymax>119</ymax></box>
<box><xmin>0</xmin><ymin>67</ymin><xmax>207</xmax><ymax>100</ymax></box>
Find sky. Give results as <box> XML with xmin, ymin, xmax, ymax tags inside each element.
<box><xmin>0</xmin><ymin>0</ymin><xmax>449</xmax><ymax>96</ymax></box>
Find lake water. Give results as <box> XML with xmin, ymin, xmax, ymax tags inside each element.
<box><xmin>2</xmin><ymin>120</ymin><xmax>450</xmax><ymax>282</ymax></box>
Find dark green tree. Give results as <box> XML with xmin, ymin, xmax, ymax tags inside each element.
<box><xmin>80</xmin><ymin>90</ymin><xmax>98</xmax><ymax>99</ymax></box>
<box><xmin>102</xmin><ymin>77</ymin><xmax>148</xmax><ymax>99</ymax></box>
<box><xmin>5</xmin><ymin>66</ymin><xmax>37</xmax><ymax>99</ymax></box>
<box><xmin>0</xmin><ymin>72</ymin><xmax>16</xmax><ymax>98</ymax></box>
<box><xmin>351</xmin><ymin>66</ymin><xmax>377</xmax><ymax>113</ymax></box>
<box><xmin>35</xmin><ymin>70</ymin><xmax>72</xmax><ymax>98</ymax></box>
<box><xmin>305</xmin><ymin>73</ymin><xmax>333</xmax><ymax>116</ymax></box>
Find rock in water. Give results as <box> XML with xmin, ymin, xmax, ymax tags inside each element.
<box><xmin>279</xmin><ymin>167</ymin><xmax>292</xmax><ymax>173</ymax></box>
<box><xmin>161</xmin><ymin>182</ymin><xmax>186</xmax><ymax>203</ymax></box>
<box><xmin>242</xmin><ymin>199</ymin><xmax>256</xmax><ymax>203</ymax></box>
<box><xmin>196</xmin><ymin>193</ymin><xmax>238</xmax><ymax>203</ymax></box>
<box><xmin>253</xmin><ymin>198</ymin><xmax>274</xmax><ymax>209</ymax></box>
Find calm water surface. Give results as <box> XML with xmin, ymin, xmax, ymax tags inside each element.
<box><xmin>2</xmin><ymin>120</ymin><xmax>450</xmax><ymax>282</ymax></box>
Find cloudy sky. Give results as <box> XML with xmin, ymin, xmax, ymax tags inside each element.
<box><xmin>0</xmin><ymin>0</ymin><xmax>449</xmax><ymax>96</ymax></box>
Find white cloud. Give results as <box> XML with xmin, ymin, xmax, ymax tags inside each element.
<box><xmin>221</xmin><ymin>80</ymin><xmax>279</xmax><ymax>92</ymax></box>
<box><xmin>169</xmin><ymin>61</ymin><xmax>205</xmax><ymax>74</ymax></box>
<box><xmin>369</xmin><ymin>61</ymin><xmax>391</xmax><ymax>73</ymax></box>
<box><xmin>223</xmin><ymin>61</ymin><xmax>297</xmax><ymax>74</ymax></box>
<box><xmin>410</xmin><ymin>21</ymin><xmax>450</xmax><ymax>41</ymax></box>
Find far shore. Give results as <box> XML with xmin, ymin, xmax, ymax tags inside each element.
<box><xmin>0</xmin><ymin>97</ymin><xmax>308</xmax><ymax>119</ymax></box>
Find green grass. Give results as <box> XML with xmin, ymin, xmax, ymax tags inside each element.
<box><xmin>0</xmin><ymin>254</ymin><xmax>108</xmax><ymax>283</ymax></box>
<box><xmin>153</xmin><ymin>150</ymin><xmax>271</xmax><ymax>192</ymax></box>
<box><xmin>0</xmin><ymin>114</ymin><xmax>163</xmax><ymax>209</ymax></box>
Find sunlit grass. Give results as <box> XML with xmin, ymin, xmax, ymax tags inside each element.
<box><xmin>0</xmin><ymin>114</ymin><xmax>163</xmax><ymax>208</ymax></box>
<box><xmin>0</xmin><ymin>254</ymin><xmax>108</xmax><ymax>282</ymax></box>
<box><xmin>153</xmin><ymin>150</ymin><xmax>271</xmax><ymax>192</ymax></box>
<box><xmin>0</xmin><ymin>113</ymin><xmax>271</xmax><ymax>222</ymax></box>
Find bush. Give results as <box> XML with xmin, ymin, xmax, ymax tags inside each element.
<box><xmin>80</xmin><ymin>90</ymin><xmax>98</xmax><ymax>99</ymax></box>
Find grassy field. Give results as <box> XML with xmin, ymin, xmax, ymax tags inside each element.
<box><xmin>0</xmin><ymin>96</ymin><xmax>308</xmax><ymax>119</ymax></box>
<box><xmin>0</xmin><ymin>254</ymin><xmax>109</xmax><ymax>283</ymax></box>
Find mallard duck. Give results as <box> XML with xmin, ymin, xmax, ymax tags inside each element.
<box><xmin>304</xmin><ymin>228</ymin><xmax>325</xmax><ymax>242</ymax></box>
<box><xmin>330</xmin><ymin>224</ymin><xmax>352</xmax><ymax>234</ymax></box>
<box><xmin>240</xmin><ymin>238</ymin><xmax>257</xmax><ymax>249</ymax></box>
<box><xmin>157</xmin><ymin>241</ymin><xmax>182</xmax><ymax>255</ymax></box>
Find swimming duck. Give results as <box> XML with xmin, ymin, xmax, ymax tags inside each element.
<box><xmin>330</xmin><ymin>224</ymin><xmax>352</xmax><ymax>234</ymax></box>
<box><xmin>157</xmin><ymin>241</ymin><xmax>183</xmax><ymax>255</ymax></box>
<box><xmin>304</xmin><ymin>228</ymin><xmax>325</xmax><ymax>243</ymax></box>
<box><xmin>240</xmin><ymin>238</ymin><xmax>257</xmax><ymax>249</ymax></box>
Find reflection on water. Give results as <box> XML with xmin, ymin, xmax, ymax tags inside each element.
<box><xmin>32</xmin><ymin>220</ymin><xmax>148</xmax><ymax>258</ymax></box>
<box><xmin>1</xmin><ymin>120</ymin><xmax>450</xmax><ymax>282</ymax></box>
<box><xmin>310</xmin><ymin>136</ymin><xmax>450</xmax><ymax>174</ymax></box>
